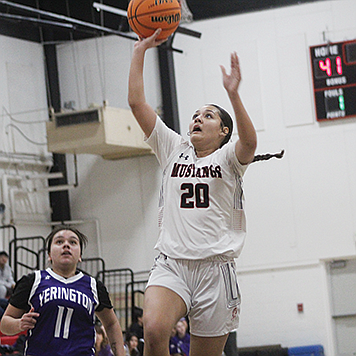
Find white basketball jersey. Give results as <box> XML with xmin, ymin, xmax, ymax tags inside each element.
<box><xmin>146</xmin><ymin>116</ymin><xmax>248</xmax><ymax>260</ymax></box>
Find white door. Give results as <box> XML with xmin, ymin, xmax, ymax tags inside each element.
<box><xmin>329</xmin><ymin>259</ymin><xmax>356</xmax><ymax>356</ymax></box>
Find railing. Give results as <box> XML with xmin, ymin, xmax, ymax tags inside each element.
<box><xmin>132</xmin><ymin>270</ymin><xmax>149</xmax><ymax>309</ymax></box>
<box><xmin>9</xmin><ymin>236</ymin><xmax>46</xmax><ymax>279</ymax></box>
<box><xmin>97</xmin><ymin>268</ymin><xmax>135</xmax><ymax>332</ymax></box>
<box><xmin>78</xmin><ymin>257</ymin><xmax>106</xmax><ymax>277</ymax></box>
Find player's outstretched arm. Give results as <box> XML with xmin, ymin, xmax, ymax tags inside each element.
<box><xmin>220</xmin><ymin>52</ymin><xmax>257</xmax><ymax>165</ymax></box>
<box><xmin>96</xmin><ymin>308</ymin><xmax>126</xmax><ymax>356</ymax></box>
<box><xmin>0</xmin><ymin>306</ymin><xmax>39</xmax><ymax>335</ymax></box>
<box><xmin>128</xmin><ymin>29</ymin><xmax>167</xmax><ymax>138</ymax></box>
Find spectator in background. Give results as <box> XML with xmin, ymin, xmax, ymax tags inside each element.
<box><xmin>169</xmin><ymin>318</ymin><xmax>190</xmax><ymax>356</ymax></box>
<box><xmin>0</xmin><ymin>298</ymin><xmax>9</xmax><ymax>320</ymax></box>
<box><xmin>95</xmin><ymin>324</ymin><xmax>113</xmax><ymax>356</ymax></box>
<box><xmin>128</xmin><ymin>307</ymin><xmax>144</xmax><ymax>355</ymax></box>
<box><xmin>0</xmin><ymin>251</ymin><xmax>13</xmax><ymax>320</ymax></box>
<box><xmin>0</xmin><ymin>251</ymin><xmax>15</xmax><ymax>299</ymax></box>
<box><xmin>169</xmin><ymin>327</ymin><xmax>178</xmax><ymax>356</ymax></box>
<box><xmin>125</xmin><ymin>333</ymin><xmax>140</xmax><ymax>356</ymax></box>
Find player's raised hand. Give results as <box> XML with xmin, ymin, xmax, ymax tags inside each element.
<box><xmin>19</xmin><ymin>307</ymin><xmax>39</xmax><ymax>331</ymax></box>
<box><xmin>220</xmin><ymin>52</ymin><xmax>242</xmax><ymax>94</ymax></box>
<box><xmin>134</xmin><ymin>28</ymin><xmax>167</xmax><ymax>50</ymax></box>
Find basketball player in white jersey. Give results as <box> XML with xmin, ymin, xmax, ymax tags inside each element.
<box><xmin>128</xmin><ymin>29</ymin><xmax>257</xmax><ymax>356</ymax></box>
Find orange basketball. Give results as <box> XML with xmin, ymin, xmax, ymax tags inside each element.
<box><xmin>127</xmin><ymin>0</ymin><xmax>181</xmax><ymax>40</ymax></box>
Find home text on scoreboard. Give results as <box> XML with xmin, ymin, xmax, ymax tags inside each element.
<box><xmin>310</xmin><ymin>40</ymin><xmax>356</xmax><ymax>121</ymax></box>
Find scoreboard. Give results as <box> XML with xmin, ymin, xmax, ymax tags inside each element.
<box><xmin>309</xmin><ymin>40</ymin><xmax>356</xmax><ymax>121</ymax></box>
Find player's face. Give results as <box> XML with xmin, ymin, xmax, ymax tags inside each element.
<box><xmin>175</xmin><ymin>321</ymin><xmax>186</xmax><ymax>337</ymax></box>
<box><xmin>49</xmin><ymin>230</ymin><xmax>82</xmax><ymax>267</ymax></box>
<box><xmin>129</xmin><ymin>335</ymin><xmax>138</xmax><ymax>349</ymax></box>
<box><xmin>0</xmin><ymin>255</ymin><xmax>8</xmax><ymax>268</ymax></box>
<box><xmin>95</xmin><ymin>332</ymin><xmax>103</xmax><ymax>346</ymax></box>
<box><xmin>189</xmin><ymin>105</ymin><xmax>226</xmax><ymax>150</ymax></box>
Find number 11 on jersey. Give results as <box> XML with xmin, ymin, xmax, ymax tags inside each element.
<box><xmin>54</xmin><ymin>306</ymin><xmax>74</xmax><ymax>339</ymax></box>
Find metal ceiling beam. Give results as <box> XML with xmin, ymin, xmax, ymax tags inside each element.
<box><xmin>0</xmin><ymin>12</ymin><xmax>75</xmax><ymax>28</ymax></box>
<box><xmin>0</xmin><ymin>0</ymin><xmax>137</xmax><ymax>40</ymax></box>
<box><xmin>93</xmin><ymin>2</ymin><xmax>128</xmax><ymax>17</ymax></box>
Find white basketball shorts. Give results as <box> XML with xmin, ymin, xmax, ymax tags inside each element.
<box><xmin>146</xmin><ymin>253</ymin><xmax>241</xmax><ymax>337</ymax></box>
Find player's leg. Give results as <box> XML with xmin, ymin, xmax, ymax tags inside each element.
<box><xmin>190</xmin><ymin>334</ymin><xmax>229</xmax><ymax>356</ymax></box>
<box><xmin>143</xmin><ymin>285</ymin><xmax>187</xmax><ymax>356</ymax></box>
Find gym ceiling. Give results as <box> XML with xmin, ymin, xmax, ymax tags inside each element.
<box><xmin>0</xmin><ymin>0</ymin><xmax>323</xmax><ymax>43</ymax></box>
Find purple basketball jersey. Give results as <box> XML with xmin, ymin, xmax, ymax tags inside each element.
<box><xmin>25</xmin><ymin>268</ymin><xmax>99</xmax><ymax>356</ymax></box>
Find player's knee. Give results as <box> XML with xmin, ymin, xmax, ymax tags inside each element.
<box><xmin>144</xmin><ymin>328</ymin><xmax>167</xmax><ymax>351</ymax></box>
<box><xmin>143</xmin><ymin>317</ymin><xmax>170</xmax><ymax>347</ymax></box>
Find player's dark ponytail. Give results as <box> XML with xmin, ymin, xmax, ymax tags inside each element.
<box><xmin>252</xmin><ymin>149</ymin><xmax>284</xmax><ymax>163</ymax></box>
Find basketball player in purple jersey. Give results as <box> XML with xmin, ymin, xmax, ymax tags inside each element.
<box><xmin>128</xmin><ymin>29</ymin><xmax>257</xmax><ymax>356</ymax></box>
<box><xmin>0</xmin><ymin>226</ymin><xmax>125</xmax><ymax>356</ymax></box>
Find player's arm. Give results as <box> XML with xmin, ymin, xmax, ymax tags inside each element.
<box><xmin>96</xmin><ymin>308</ymin><xmax>125</xmax><ymax>356</ymax></box>
<box><xmin>0</xmin><ymin>305</ymin><xmax>39</xmax><ymax>335</ymax></box>
<box><xmin>220</xmin><ymin>52</ymin><xmax>257</xmax><ymax>165</ymax></box>
<box><xmin>128</xmin><ymin>29</ymin><xmax>166</xmax><ymax>138</ymax></box>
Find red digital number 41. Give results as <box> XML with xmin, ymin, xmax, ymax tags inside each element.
<box><xmin>319</xmin><ymin>56</ymin><xmax>343</xmax><ymax>76</ymax></box>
